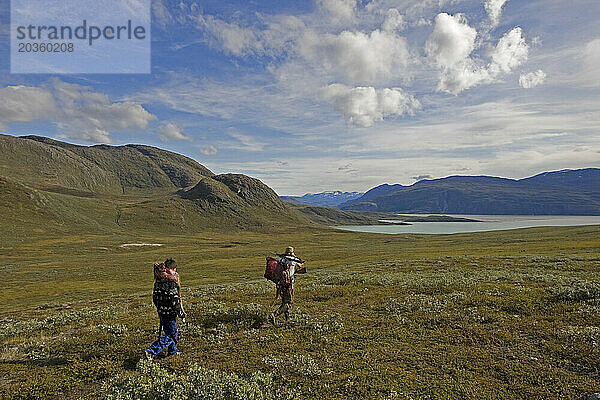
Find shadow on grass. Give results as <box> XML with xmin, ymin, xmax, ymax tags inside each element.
<box><xmin>198</xmin><ymin>303</ymin><xmax>267</xmax><ymax>329</ymax></box>
<box><xmin>0</xmin><ymin>357</ymin><xmax>68</xmax><ymax>367</ymax></box>
<box><xmin>122</xmin><ymin>353</ymin><xmax>143</xmax><ymax>371</ymax></box>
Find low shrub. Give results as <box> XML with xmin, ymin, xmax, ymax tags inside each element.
<box><xmin>548</xmin><ymin>281</ymin><xmax>600</xmax><ymax>301</ymax></box>
<box><xmin>101</xmin><ymin>360</ymin><xmax>293</xmax><ymax>400</ymax></box>
<box><xmin>262</xmin><ymin>354</ymin><xmax>325</xmax><ymax>378</ymax></box>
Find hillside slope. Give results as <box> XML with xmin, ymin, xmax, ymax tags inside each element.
<box><xmin>3</xmin><ymin>135</ymin><xmax>214</xmax><ymax>194</ymax></box>
<box><xmin>341</xmin><ymin>169</ymin><xmax>600</xmax><ymax>215</ymax></box>
<box><xmin>0</xmin><ymin>134</ymin><xmax>308</xmax><ymax>237</ymax></box>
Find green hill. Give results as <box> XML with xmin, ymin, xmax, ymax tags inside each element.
<box><xmin>0</xmin><ymin>134</ymin><xmax>309</xmax><ymax>237</ymax></box>
<box><xmin>3</xmin><ymin>135</ymin><xmax>214</xmax><ymax>194</ymax></box>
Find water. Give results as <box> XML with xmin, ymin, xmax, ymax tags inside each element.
<box><xmin>335</xmin><ymin>215</ymin><xmax>600</xmax><ymax>235</ymax></box>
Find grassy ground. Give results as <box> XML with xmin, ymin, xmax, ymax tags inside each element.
<box><xmin>1</xmin><ymin>225</ymin><xmax>600</xmax><ymax>399</ymax></box>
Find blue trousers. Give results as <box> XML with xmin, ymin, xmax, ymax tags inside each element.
<box><xmin>146</xmin><ymin>315</ymin><xmax>178</xmax><ymax>355</ymax></box>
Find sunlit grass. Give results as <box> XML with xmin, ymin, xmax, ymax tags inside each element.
<box><xmin>1</xmin><ymin>225</ymin><xmax>599</xmax><ymax>399</ymax></box>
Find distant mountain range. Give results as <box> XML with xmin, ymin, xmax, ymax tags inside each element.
<box><xmin>281</xmin><ymin>191</ymin><xmax>364</xmax><ymax>208</ymax></box>
<box><xmin>339</xmin><ymin>169</ymin><xmax>600</xmax><ymax>215</ymax></box>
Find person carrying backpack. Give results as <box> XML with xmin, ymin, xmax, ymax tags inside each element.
<box><xmin>145</xmin><ymin>258</ymin><xmax>186</xmax><ymax>360</ymax></box>
<box><xmin>269</xmin><ymin>246</ymin><xmax>306</xmax><ymax>325</ymax></box>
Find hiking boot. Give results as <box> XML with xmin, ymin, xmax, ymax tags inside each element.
<box><xmin>268</xmin><ymin>313</ymin><xmax>276</xmax><ymax>326</ymax></box>
<box><xmin>168</xmin><ymin>351</ymin><xmax>181</xmax><ymax>357</ymax></box>
<box><xmin>284</xmin><ymin>311</ymin><xmax>290</xmax><ymax>321</ymax></box>
<box><xmin>145</xmin><ymin>351</ymin><xmax>154</xmax><ymax>361</ymax></box>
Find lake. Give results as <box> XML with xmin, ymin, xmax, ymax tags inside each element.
<box><xmin>336</xmin><ymin>215</ymin><xmax>600</xmax><ymax>235</ymax></box>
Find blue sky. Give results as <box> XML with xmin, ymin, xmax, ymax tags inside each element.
<box><xmin>0</xmin><ymin>0</ymin><xmax>599</xmax><ymax>195</ymax></box>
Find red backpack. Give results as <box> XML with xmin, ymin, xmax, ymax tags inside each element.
<box><xmin>264</xmin><ymin>257</ymin><xmax>289</xmax><ymax>285</ymax></box>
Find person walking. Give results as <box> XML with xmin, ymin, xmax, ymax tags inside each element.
<box><xmin>145</xmin><ymin>258</ymin><xmax>186</xmax><ymax>360</ymax></box>
<box><xmin>269</xmin><ymin>246</ymin><xmax>306</xmax><ymax>325</ymax></box>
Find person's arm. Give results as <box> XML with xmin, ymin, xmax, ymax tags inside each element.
<box><xmin>177</xmin><ymin>296</ymin><xmax>186</xmax><ymax>322</ymax></box>
<box><xmin>180</xmin><ymin>301</ymin><xmax>186</xmax><ymax>319</ymax></box>
<box><xmin>176</xmin><ymin>277</ymin><xmax>186</xmax><ymax>320</ymax></box>
<box><xmin>272</xmin><ymin>285</ymin><xmax>281</xmax><ymax>306</ymax></box>
<box><xmin>296</xmin><ymin>262</ymin><xmax>307</xmax><ymax>274</ymax></box>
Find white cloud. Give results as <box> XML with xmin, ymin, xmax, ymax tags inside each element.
<box><xmin>196</xmin><ymin>15</ymin><xmax>261</xmax><ymax>57</ymax></box>
<box><xmin>579</xmin><ymin>38</ymin><xmax>600</xmax><ymax>87</ymax></box>
<box><xmin>426</xmin><ymin>13</ymin><xmax>490</xmax><ymax>94</ymax></box>
<box><xmin>199</xmin><ymin>145</ymin><xmax>218</xmax><ymax>156</ymax></box>
<box><xmin>119</xmin><ymin>0</ymin><xmax>151</xmax><ymax>21</ymax></box>
<box><xmin>490</xmin><ymin>27</ymin><xmax>528</xmax><ymax>74</ymax></box>
<box><xmin>519</xmin><ymin>70</ymin><xmax>547</xmax><ymax>88</ymax></box>
<box><xmin>150</xmin><ymin>1</ymin><xmax>582</xmax><ymax>136</ymax></box>
<box><xmin>426</xmin><ymin>13</ymin><xmax>477</xmax><ymax>69</ymax></box>
<box><xmin>584</xmin><ymin>39</ymin><xmax>600</xmax><ymax>66</ymax></box>
<box><xmin>316</xmin><ymin>0</ymin><xmax>357</xmax><ymax>25</ymax></box>
<box><xmin>382</xmin><ymin>8</ymin><xmax>405</xmax><ymax>32</ymax></box>
<box><xmin>426</xmin><ymin>14</ymin><xmax>529</xmax><ymax>94</ymax></box>
<box><xmin>413</xmin><ymin>17</ymin><xmax>432</xmax><ymax>27</ymax></box>
<box><xmin>0</xmin><ymin>86</ymin><xmax>57</xmax><ymax>124</ymax></box>
<box><xmin>227</xmin><ymin>128</ymin><xmax>265</xmax><ymax>151</ymax></box>
<box><xmin>298</xmin><ymin>28</ymin><xmax>412</xmax><ymax>84</ymax></box>
<box><xmin>0</xmin><ymin>79</ymin><xmax>156</xmax><ymax>143</ymax></box>
<box><xmin>57</xmin><ymin>127</ymin><xmax>113</xmax><ymax>143</ymax></box>
<box><xmin>152</xmin><ymin>0</ymin><xmax>173</xmax><ymax>28</ymax></box>
<box><xmin>172</xmin><ymin>6</ymin><xmax>420</xmax><ymax>126</ymax></box>
<box><xmin>475</xmin><ymin>145</ymin><xmax>600</xmax><ymax>180</ymax></box>
<box><xmin>436</xmin><ymin>61</ymin><xmax>490</xmax><ymax>94</ymax></box>
<box><xmin>190</xmin><ymin>2</ymin><xmax>534</xmax><ymax>125</ymax></box>
<box><xmin>484</xmin><ymin>0</ymin><xmax>509</xmax><ymax>28</ymax></box>
<box><xmin>157</xmin><ymin>123</ymin><xmax>191</xmax><ymax>141</ymax></box>
<box><xmin>332</xmin><ymin>98</ymin><xmax>600</xmax><ymax>155</ymax></box>
<box><xmin>128</xmin><ymin>73</ymin><xmax>325</xmax><ymax>135</ymax></box>
<box><xmin>52</xmin><ymin>80</ymin><xmax>155</xmax><ymax>143</ymax></box>
<box><xmin>195</xmin><ymin>14</ymin><xmax>305</xmax><ymax>58</ymax></box>
<box><xmin>152</xmin><ymin>0</ymin><xmax>198</xmax><ymax>29</ymax></box>
<box><xmin>321</xmin><ymin>84</ymin><xmax>420</xmax><ymax>127</ymax></box>
<box><xmin>542</xmin><ymin>38</ymin><xmax>600</xmax><ymax>88</ymax></box>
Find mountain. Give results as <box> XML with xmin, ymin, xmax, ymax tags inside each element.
<box><xmin>0</xmin><ymin>134</ymin><xmax>214</xmax><ymax>196</ymax></box>
<box><xmin>340</xmin><ymin>169</ymin><xmax>600</xmax><ymax>215</ymax></box>
<box><xmin>0</xmin><ymin>134</ymin><xmax>308</xmax><ymax>236</ymax></box>
<box><xmin>281</xmin><ymin>191</ymin><xmax>364</xmax><ymax>208</ymax></box>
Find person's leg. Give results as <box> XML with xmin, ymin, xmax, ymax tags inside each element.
<box><xmin>146</xmin><ymin>316</ymin><xmax>176</xmax><ymax>356</ymax></box>
<box><xmin>269</xmin><ymin>301</ymin><xmax>286</xmax><ymax>325</ymax></box>
<box><xmin>273</xmin><ymin>288</ymin><xmax>291</xmax><ymax>317</ymax></box>
<box><xmin>163</xmin><ymin>317</ymin><xmax>179</xmax><ymax>355</ymax></box>
<box><xmin>284</xmin><ymin>287</ymin><xmax>292</xmax><ymax>320</ymax></box>
<box><xmin>146</xmin><ymin>335</ymin><xmax>172</xmax><ymax>356</ymax></box>
<box><xmin>274</xmin><ymin>301</ymin><xmax>289</xmax><ymax>317</ymax></box>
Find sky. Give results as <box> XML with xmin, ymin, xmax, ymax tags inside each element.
<box><xmin>0</xmin><ymin>0</ymin><xmax>599</xmax><ymax>195</ymax></box>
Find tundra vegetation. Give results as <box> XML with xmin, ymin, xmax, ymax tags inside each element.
<box><xmin>1</xmin><ymin>226</ymin><xmax>600</xmax><ymax>399</ymax></box>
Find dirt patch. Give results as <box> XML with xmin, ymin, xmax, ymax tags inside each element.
<box><xmin>119</xmin><ymin>243</ymin><xmax>163</xmax><ymax>248</ymax></box>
